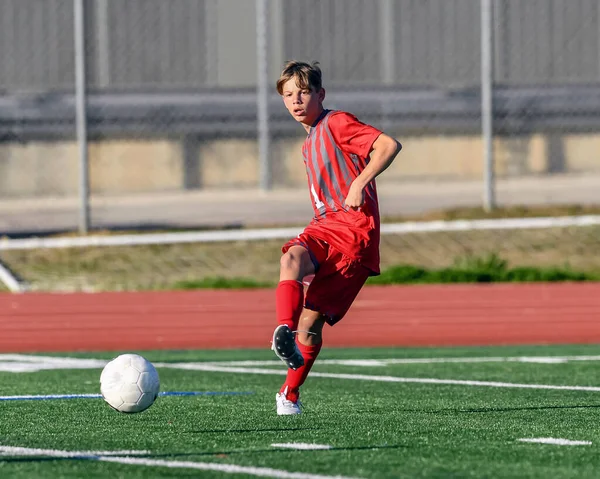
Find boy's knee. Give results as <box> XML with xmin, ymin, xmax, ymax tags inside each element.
<box><xmin>280</xmin><ymin>251</ymin><xmax>300</xmax><ymax>272</ymax></box>
<box><xmin>280</xmin><ymin>247</ymin><xmax>313</xmax><ymax>281</ymax></box>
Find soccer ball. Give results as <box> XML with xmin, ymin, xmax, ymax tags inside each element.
<box><xmin>100</xmin><ymin>354</ymin><xmax>160</xmax><ymax>413</ymax></box>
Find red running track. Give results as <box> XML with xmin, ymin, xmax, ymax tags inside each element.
<box><xmin>1</xmin><ymin>283</ymin><xmax>600</xmax><ymax>353</ymax></box>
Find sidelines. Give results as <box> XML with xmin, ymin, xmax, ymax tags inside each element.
<box><xmin>0</xmin><ymin>445</ymin><xmax>363</xmax><ymax>479</ymax></box>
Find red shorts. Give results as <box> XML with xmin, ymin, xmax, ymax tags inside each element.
<box><xmin>282</xmin><ymin>233</ymin><xmax>370</xmax><ymax>326</ymax></box>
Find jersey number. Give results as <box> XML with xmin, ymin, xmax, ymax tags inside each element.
<box><xmin>310</xmin><ymin>184</ymin><xmax>325</xmax><ymax>209</ymax></box>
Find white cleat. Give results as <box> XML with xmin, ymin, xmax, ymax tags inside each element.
<box><xmin>276</xmin><ymin>388</ymin><xmax>302</xmax><ymax>416</ymax></box>
<box><xmin>271</xmin><ymin>325</ymin><xmax>304</xmax><ymax>370</ymax></box>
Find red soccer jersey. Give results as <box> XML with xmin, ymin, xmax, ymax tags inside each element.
<box><xmin>300</xmin><ymin>109</ymin><xmax>383</xmax><ymax>275</ymax></box>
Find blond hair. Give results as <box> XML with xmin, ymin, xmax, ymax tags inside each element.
<box><xmin>276</xmin><ymin>61</ymin><xmax>322</xmax><ymax>95</ymax></box>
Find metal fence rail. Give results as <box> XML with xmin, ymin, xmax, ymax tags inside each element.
<box><xmin>2</xmin><ymin>85</ymin><xmax>600</xmax><ymax>140</ymax></box>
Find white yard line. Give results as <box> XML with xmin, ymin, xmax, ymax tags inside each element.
<box><xmin>0</xmin><ymin>354</ymin><xmax>107</xmax><ymax>365</ymax></box>
<box><xmin>0</xmin><ymin>394</ymin><xmax>101</xmax><ymax>401</ymax></box>
<box><xmin>0</xmin><ymin>445</ymin><xmax>361</xmax><ymax>479</ymax></box>
<box><xmin>271</xmin><ymin>444</ymin><xmax>333</xmax><ymax>450</ymax></box>
<box><xmin>0</xmin><ymin>354</ymin><xmax>107</xmax><ymax>373</ymax></box>
<box><xmin>160</xmin><ymin>363</ymin><xmax>600</xmax><ymax>393</ymax></box>
<box><xmin>99</xmin><ymin>456</ymin><xmax>361</xmax><ymax>478</ymax></box>
<box><xmin>188</xmin><ymin>356</ymin><xmax>600</xmax><ymax>367</ymax></box>
<box><xmin>0</xmin><ymin>446</ymin><xmax>149</xmax><ymax>457</ymax></box>
<box><xmin>4</xmin><ymin>354</ymin><xmax>600</xmax><ymax>374</ymax></box>
<box><xmin>518</xmin><ymin>438</ymin><xmax>592</xmax><ymax>446</ymax></box>
<box><xmin>93</xmin><ymin>450</ymin><xmax>152</xmax><ymax>456</ymax></box>
<box><xmin>0</xmin><ymin>391</ymin><xmax>251</xmax><ymax>401</ymax></box>
<box><xmin>4</xmin><ymin>353</ymin><xmax>600</xmax><ymax>393</ymax></box>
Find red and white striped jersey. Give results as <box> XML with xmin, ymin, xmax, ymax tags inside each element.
<box><xmin>300</xmin><ymin>109</ymin><xmax>383</xmax><ymax>275</ymax></box>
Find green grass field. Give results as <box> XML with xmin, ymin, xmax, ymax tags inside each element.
<box><xmin>2</xmin><ymin>345</ymin><xmax>600</xmax><ymax>478</ymax></box>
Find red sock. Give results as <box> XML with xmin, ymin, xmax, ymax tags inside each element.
<box><xmin>276</xmin><ymin>280</ymin><xmax>304</xmax><ymax>330</ymax></box>
<box><xmin>280</xmin><ymin>341</ymin><xmax>323</xmax><ymax>402</ymax></box>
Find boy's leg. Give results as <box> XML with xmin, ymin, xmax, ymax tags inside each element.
<box><xmin>279</xmin><ymin>308</ymin><xmax>325</xmax><ymax>403</ymax></box>
<box><xmin>275</xmin><ymin>280</ymin><xmax>303</xmax><ymax>331</ymax></box>
<box><xmin>276</xmin><ymin>257</ymin><xmax>371</xmax><ymax>414</ymax></box>
<box><xmin>276</xmin><ymin>245</ymin><xmax>316</xmax><ymax>329</ymax></box>
<box><xmin>273</xmin><ymin>244</ymin><xmax>316</xmax><ymax>370</ymax></box>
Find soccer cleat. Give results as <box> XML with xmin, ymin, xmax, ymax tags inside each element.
<box><xmin>276</xmin><ymin>387</ymin><xmax>302</xmax><ymax>415</ymax></box>
<box><xmin>271</xmin><ymin>325</ymin><xmax>304</xmax><ymax>370</ymax></box>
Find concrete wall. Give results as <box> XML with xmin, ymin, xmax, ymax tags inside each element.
<box><xmin>0</xmin><ymin>133</ymin><xmax>598</xmax><ymax>197</ymax></box>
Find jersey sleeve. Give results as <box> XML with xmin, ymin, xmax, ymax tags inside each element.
<box><xmin>328</xmin><ymin>112</ymin><xmax>383</xmax><ymax>159</ymax></box>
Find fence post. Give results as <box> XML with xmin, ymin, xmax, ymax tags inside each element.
<box><xmin>256</xmin><ymin>0</ymin><xmax>271</xmax><ymax>191</ymax></box>
<box><xmin>481</xmin><ymin>0</ymin><xmax>495</xmax><ymax>211</ymax></box>
<box><xmin>74</xmin><ymin>0</ymin><xmax>90</xmax><ymax>234</ymax></box>
<box><xmin>380</xmin><ymin>0</ymin><xmax>395</xmax><ymax>85</ymax></box>
<box><xmin>95</xmin><ymin>0</ymin><xmax>110</xmax><ymax>88</ymax></box>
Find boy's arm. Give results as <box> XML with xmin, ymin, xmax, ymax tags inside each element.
<box><xmin>344</xmin><ymin>133</ymin><xmax>402</xmax><ymax>210</ymax></box>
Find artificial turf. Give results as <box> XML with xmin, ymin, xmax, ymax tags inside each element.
<box><xmin>1</xmin><ymin>344</ymin><xmax>600</xmax><ymax>478</ymax></box>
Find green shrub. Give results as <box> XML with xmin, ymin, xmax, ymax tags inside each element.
<box><xmin>172</xmin><ymin>277</ymin><xmax>273</xmax><ymax>289</ymax></box>
<box><xmin>170</xmin><ymin>255</ymin><xmax>599</xmax><ymax>289</ymax></box>
<box><xmin>368</xmin><ymin>254</ymin><xmax>599</xmax><ymax>285</ymax></box>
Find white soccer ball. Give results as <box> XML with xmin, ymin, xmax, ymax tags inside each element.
<box><xmin>100</xmin><ymin>354</ymin><xmax>160</xmax><ymax>413</ymax></box>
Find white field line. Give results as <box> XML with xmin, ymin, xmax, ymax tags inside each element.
<box><xmin>184</xmin><ymin>355</ymin><xmax>600</xmax><ymax>367</ymax></box>
<box><xmin>0</xmin><ymin>445</ymin><xmax>362</xmax><ymax>479</ymax></box>
<box><xmin>518</xmin><ymin>438</ymin><xmax>592</xmax><ymax>446</ymax></box>
<box><xmin>0</xmin><ymin>354</ymin><xmax>108</xmax><ymax>365</ymax></box>
<box><xmin>0</xmin><ymin>394</ymin><xmax>101</xmax><ymax>400</ymax></box>
<box><xmin>271</xmin><ymin>444</ymin><xmax>333</xmax><ymax>450</ymax></box>
<box><xmin>0</xmin><ymin>392</ymin><xmax>252</xmax><ymax>401</ymax></box>
<box><xmin>0</xmin><ymin>446</ymin><xmax>149</xmax><ymax>457</ymax></box>
<box><xmin>159</xmin><ymin>363</ymin><xmax>600</xmax><ymax>393</ymax></box>
<box><xmin>4</xmin><ymin>354</ymin><xmax>600</xmax><ymax>374</ymax></box>
<box><xmin>92</xmin><ymin>450</ymin><xmax>151</xmax><ymax>456</ymax></box>
<box><xmin>0</xmin><ymin>355</ymin><xmax>108</xmax><ymax>373</ymax></box>
<box><xmin>99</xmin><ymin>456</ymin><xmax>362</xmax><ymax>479</ymax></box>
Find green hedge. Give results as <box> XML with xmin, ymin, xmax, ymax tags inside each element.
<box><xmin>172</xmin><ymin>277</ymin><xmax>272</xmax><ymax>290</ymax></box>
<box><xmin>171</xmin><ymin>255</ymin><xmax>598</xmax><ymax>289</ymax></box>
<box><xmin>367</xmin><ymin>254</ymin><xmax>597</xmax><ymax>285</ymax></box>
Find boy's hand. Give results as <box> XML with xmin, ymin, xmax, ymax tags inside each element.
<box><xmin>344</xmin><ymin>181</ymin><xmax>365</xmax><ymax>210</ymax></box>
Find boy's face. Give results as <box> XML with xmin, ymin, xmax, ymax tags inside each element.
<box><xmin>281</xmin><ymin>76</ymin><xmax>325</xmax><ymax>129</ymax></box>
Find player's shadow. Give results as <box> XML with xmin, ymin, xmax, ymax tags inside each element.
<box><xmin>0</xmin><ymin>444</ymin><xmax>407</xmax><ymax>465</ymax></box>
<box><xmin>459</xmin><ymin>404</ymin><xmax>600</xmax><ymax>414</ymax></box>
<box><xmin>184</xmin><ymin>426</ymin><xmax>319</xmax><ymax>434</ymax></box>
<box><xmin>148</xmin><ymin>443</ymin><xmax>407</xmax><ymax>459</ymax></box>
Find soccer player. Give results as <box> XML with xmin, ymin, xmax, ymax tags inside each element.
<box><xmin>272</xmin><ymin>61</ymin><xmax>402</xmax><ymax>415</ymax></box>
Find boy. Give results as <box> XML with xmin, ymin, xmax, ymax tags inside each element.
<box><xmin>272</xmin><ymin>61</ymin><xmax>402</xmax><ymax>415</ymax></box>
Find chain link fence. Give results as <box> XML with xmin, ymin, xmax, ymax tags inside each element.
<box><xmin>0</xmin><ymin>0</ymin><xmax>77</xmax><ymax>203</ymax></box>
<box><xmin>0</xmin><ymin>0</ymin><xmax>599</xmax><ymax>291</ymax></box>
<box><xmin>1</xmin><ymin>1</ymin><xmax>598</xmax><ymax>229</ymax></box>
